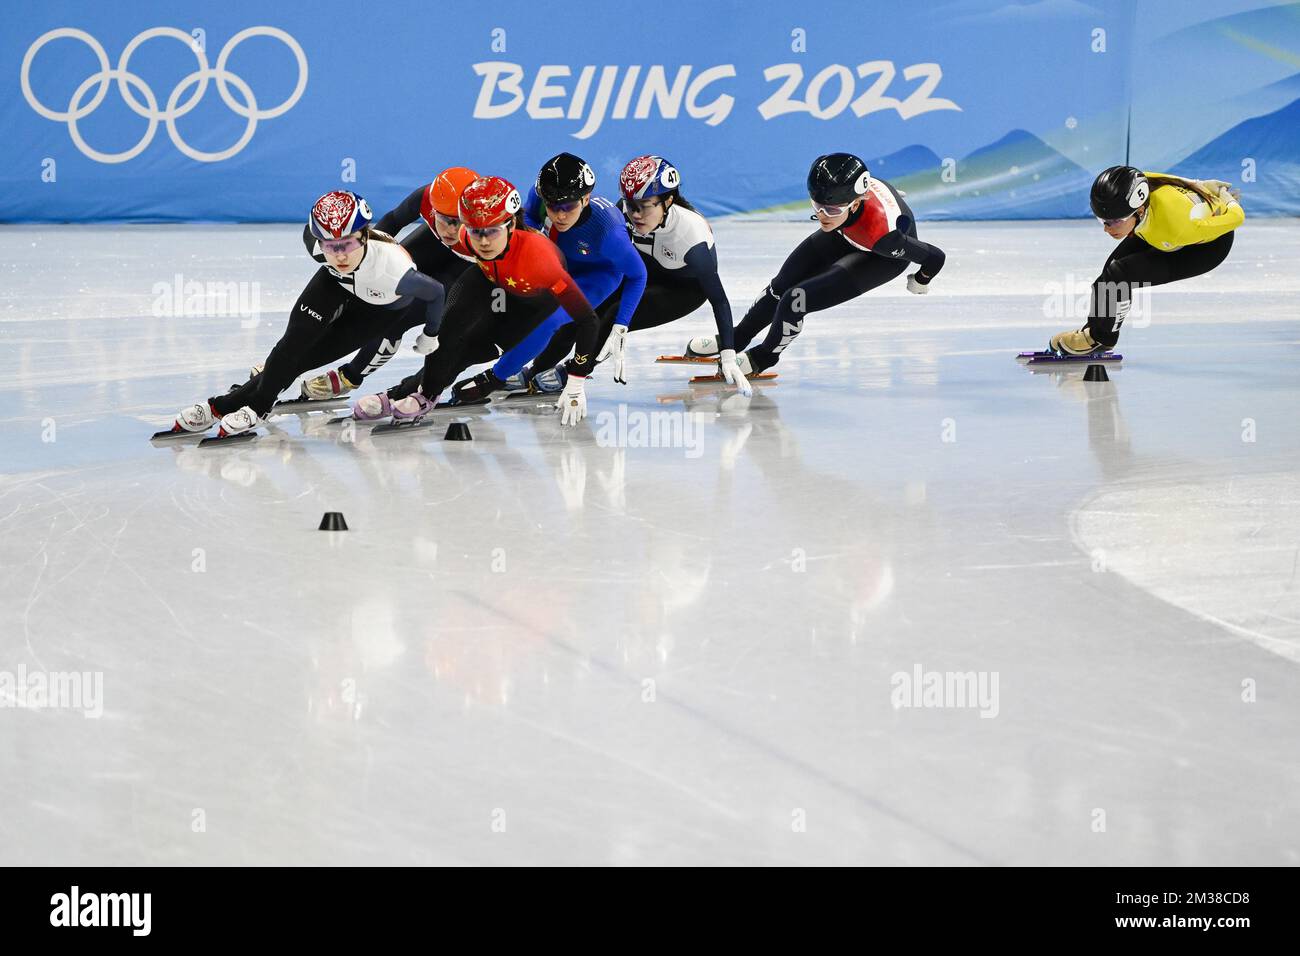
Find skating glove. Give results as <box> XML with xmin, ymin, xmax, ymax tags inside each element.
<box><xmin>451</xmin><ymin>369</ymin><xmax>504</xmax><ymax>403</ymax></box>
<box><xmin>596</xmin><ymin>324</ymin><xmax>628</xmax><ymax>384</ymax></box>
<box><xmin>414</xmin><ymin>333</ymin><xmax>439</xmax><ymax>355</ymax></box>
<box><xmin>906</xmin><ymin>271</ymin><xmax>932</xmax><ymax>295</ymax></box>
<box><xmin>1195</xmin><ymin>179</ymin><xmax>1240</xmax><ymax>200</ymax></box>
<box><xmin>718</xmin><ymin>349</ymin><xmax>753</xmax><ymax>397</ymax></box>
<box><xmin>557</xmin><ymin>375</ymin><xmax>588</xmax><ymax>427</ymax></box>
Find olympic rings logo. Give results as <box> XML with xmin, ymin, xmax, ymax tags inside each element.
<box><xmin>21</xmin><ymin>26</ymin><xmax>308</xmax><ymax>164</ymax></box>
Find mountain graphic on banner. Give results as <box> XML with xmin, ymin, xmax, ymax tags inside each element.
<box><xmin>867</xmin><ymin>145</ymin><xmax>944</xmax><ymax>180</ymax></box>
<box><xmin>1172</xmin><ymin>96</ymin><xmax>1300</xmax><ymax>216</ymax></box>
<box><xmin>888</xmin><ymin>129</ymin><xmax>1093</xmax><ymax>219</ymax></box>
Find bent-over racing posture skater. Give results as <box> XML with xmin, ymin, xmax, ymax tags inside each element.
<box><xmin>167</xmin><ymin>190</ymin><xmax>446</xmax><ymax>440</ymax></box>
<box><xmin>362</xmin><ymin>153</ymin><xmax>648</xmax><ymax>407</ymax></box>
<box><xmin>530</xmin><ymin>155</ymin><xmax>750</xmax><ymax>396</ymax></box>
<box><xmin>684</xmin><ymin>152</ymin><xmax>945</xmax><ymax>376</ymax></box>
<box><xmin>1048</xmin><ymin>165</ymin><xmax>1244</xmax><ymax>356</ymax></box>
<box><xmin>353</xmin><ymin>176</ymin><xmax>605</xmax><ymax>427</ymax></box>
<box><xmin>295</xmin><ymin>167</ymin><xmax>480</xmax><ymax>399</ymax></box>
<box><xmin>499</xmin><ymin>152</ymin><xmax>648</xmax><ymax>392</ymax></box>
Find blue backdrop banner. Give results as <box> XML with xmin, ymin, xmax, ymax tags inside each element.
<box><xmin>2</xmin><ymin>0</ymin><xmax>1295</xmax><ymax>222</ymax></box>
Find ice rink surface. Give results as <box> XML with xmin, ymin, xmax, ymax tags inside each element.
<box><xmin>2</xmin><ymin>219</ymin><xmax>1298</xmax><ymax>865</ymax></box>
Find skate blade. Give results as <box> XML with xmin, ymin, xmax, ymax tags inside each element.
<box><xmin>1018</xmin><ymin>351</ymin><xmax>1122</xmax><ymax>364</ymax></box>
<box><xmin>271</xmin><ymin>397</ymin><xmax>353</xmax><ymax>413</ymax></box>
<box><xmin>497</xmin><ymin>390</ymin><xmax>557</xmax><ymax>402</ymax></box>
<box><xmin>367</xmin><ymin>398</ymin><xmax>491</xmax><ymax>431</ymax></box>
<box><xmin>150</xmin><ymin>428</ymin><xmax>207</xmax><ymax>442</ymax></box>
<box><xmin>657</xmin><ymin>354</ymin><xmax>719</xmax><ymax>365</ymax></box>
<box><xmin>689</xmin><ymin>372</ymin><xmax>778</xmax><ymax>383</ymax></box>
<box><xmin>198</xmin><ymin>431</ymin><xmax>258</xmax><ymax>447</ymax></box>
<box><xmin>325</xmin><ymin>413</ymin><xmax>404</xmax><ymax>426</ymax></box>
<box><xmin>370</xmin><ymin>419</ymin><xmax>432</xmax><ymax>435</ymax></box>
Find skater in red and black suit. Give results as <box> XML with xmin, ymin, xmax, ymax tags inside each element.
<box><xmin>685</xmin><ymin>153</ymin><xmax>945</xmax><ymax>375</ymax></box>
<box><xmin>354</xmin><ymin>176</ymin><xmax>604</xmax><ymax>427</ymax></box>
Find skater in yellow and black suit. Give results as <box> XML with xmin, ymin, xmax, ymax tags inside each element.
<box><xmin>1050</xmin><ymin>166</ymin><xmax>1244</xmax><ymax>356</ymax></box>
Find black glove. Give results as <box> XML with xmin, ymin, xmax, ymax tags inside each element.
<box><xmin>451</xmin><ymin>368</ymin><xmax>505</xmax><ymax>403</ymax></box>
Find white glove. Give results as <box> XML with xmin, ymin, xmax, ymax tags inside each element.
<box><xmin>596</xmin><ymin>324</ymin><xmax>628</xmax><ymax>384</ymax></box>
<box><xmin>1217</xmin><ymin>185</ymin><xmax>1242</xmax><ymax>205</ymax></box>
<box><xmin>906</xmin><ymin>272</ymin><xmax>931</xmax><ymax>295</ymax></box>
<box><xmin>557</xmin><ymin>374</ymin><xmax>587</xmax><ymax>427</ymax></box>
<box><xmin>413</xmin><ymin>333</ymin><xmax>439</xmax><ymax>355</ymax></box>
<box><xmin>718</xmin><ymin>349</ymin><xmax>752</xmax><ymax>397</ymax></box>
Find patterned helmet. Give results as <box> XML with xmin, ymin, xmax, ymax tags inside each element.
<box><xmin>309</xmin><ymin>190</ymin><xmax>373</xmax><ymax>239</ymax></box>
<box><xmin>620</xmin><ymin>155</ymin><xmax>681</xmax><ymax>201</ymax></box>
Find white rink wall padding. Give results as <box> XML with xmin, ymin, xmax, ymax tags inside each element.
<box><xmin>1</xmin><ymin>219</ymin><xmax>1298</xmax><ymax>865</ymax></box>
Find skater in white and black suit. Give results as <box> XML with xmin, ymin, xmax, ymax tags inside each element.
<box><xmin>293</xmin><ymin>167</ymin><xmax>481</xmax><ymax>401</ymax></box>
<box><xmin>166</xmin><ymin>190</ymin><xmax>446</xmax><ymax>440</ymax></box>
<box><xmin>686</xmin><ymin>152</ymin><xmax>945</xmax><ymax>375</ymax></box>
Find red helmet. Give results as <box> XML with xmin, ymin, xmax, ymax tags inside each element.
<box><xmin>459</xmin><ymin>176</ymin><xmax>522</xmax><ymax>229</ymax></box>
<box><xmin>420</xmin><ymin>166</ymin><xmax>479</xmax><ymax>229</ymax></box>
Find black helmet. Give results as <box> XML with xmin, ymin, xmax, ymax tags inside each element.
<box><xmin>808</xmin><ymin>153</ymin><xmax>870</xmax><ymax>206</ymax></box>
<box><xmin>537</xmin><ymin>152</ymin><xmax>597</xmax><ymax>204</ymax></box>
<box><xmin>1090</xmin><ymin>166</ymin><xmax>1149</xmax><ymax>220</ymax></box>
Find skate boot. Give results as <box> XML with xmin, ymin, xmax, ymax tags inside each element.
<box><xmin>391</xmin><ymin>393</ymin><xmax>435</xmax><ymax>421</ymax></box>
<box><xmin>684</xmin><ymin>334</ymin><xmax>720</xmax><ymax>358</ymax></box>
<box><xmin>301</xmin><ymin>367</ymin><xmax>357</xmax><ymax>401</ymax></box>
<box><xmin>1048</xmin><ymin>328</ymin><xmax>1108</xmax><ymax>358</ymax></box>
<box><xmin>214</xmin><ymin>406</ymin><xmax>261</xmax><ymax>438</ymax></box>
<box><xmin>173</xmin><ymin>402</ymin><xmax>218</xmax><ymax>433</ymax></box>
<box><xmin>528</xmin><ymin>364</ymin><xmax>568</xmax><ymax>395</ymax></box>
<box><xmin>501</xmin><ymin>370</ymin><xmax>529</xmax><ymax>392</ymax></box>
<box><xmin>351</xmin><ymin>392</ymin><xmax>393</xmax><ymax>422</ymax></box>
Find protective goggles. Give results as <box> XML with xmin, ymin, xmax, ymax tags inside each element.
<box><xmin>810</xmin><ymin>198</ymin><xmax>854</xmax><ymax>217</ymax></box>
<box><xmin>1098</xmin><ymin>213</ymin><xmax>1136</xmax><ymax>227</ymax></box>
<box><xmin>466</xmin><ymin>223</ymin><xmax>509</xmax><ymax>240</ymax></box>
<box><xmin>544</xmin><ymin>198</ymin><xmax>583</xmax><ymax>214</ymax></box>
<box><xmin>624</xmin><ymin>196</ymin><xmax>665</xmax><ymax>214</ymax></box>
<box><xmin>320</xmin><ymin>235</ymin><xmax>364</xmax><ymax>255</ymax></box>
<box><xmin>433</xmin><ymin>211</ymin><xmax>461</xmax><ymax>230</ymax></box>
